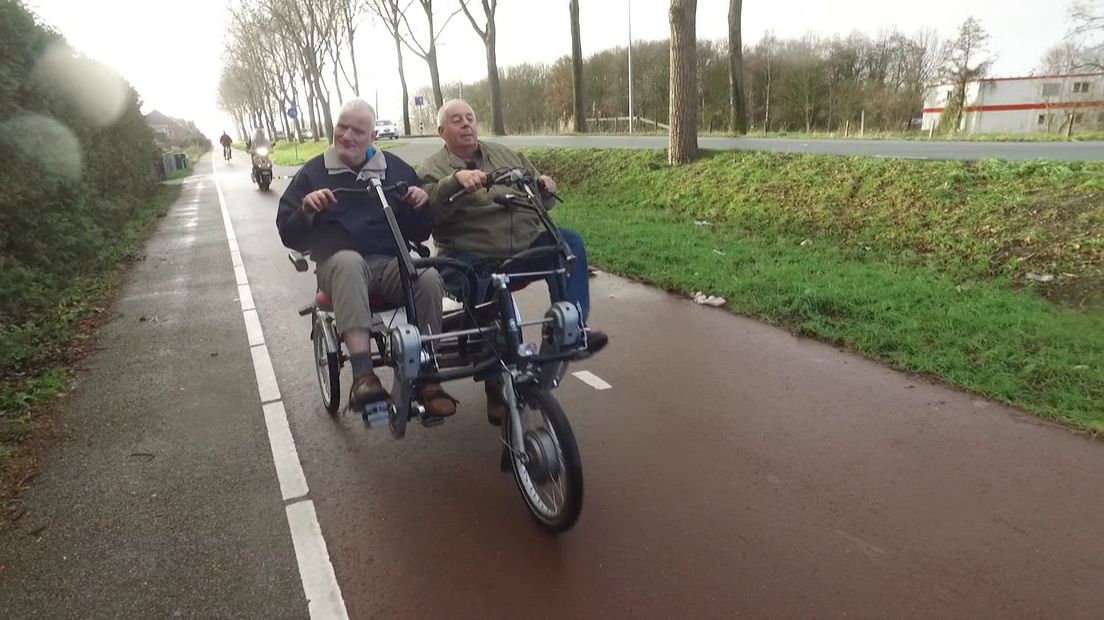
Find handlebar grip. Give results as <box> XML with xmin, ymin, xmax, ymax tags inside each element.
<box><xmin>446</xmin><ymin>187</ymin><xmax>467</xmax><ymax>204</ymax></box>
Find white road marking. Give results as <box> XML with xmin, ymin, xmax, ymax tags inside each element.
<box><xmin>243</xmin><ymin>309</ymin><xmax>265</xmax><ymax>346</ymax></box>
<box><xmin>573</xmin><ymin>370</ymin><xmax>612</xmax><ymax>390</ymax></box>
<box><xmin>234</xmin><ymin>264</ymin><xmax>249</xmax><ymax>286</ymax></box>
<box><xmin>286</xmin><ymin>500</ymin><xmax>349</xmax><ymax>620</ymax></box>
<box><xmin>263</xmin><ymin>402</ymin><xmax>309</xmax><ymax>500</ymax></box>
<box><xmin>213</xmin><ymin>159</ymin><xmax>349</xmax><ymax>619</ymax></box>
<box><xmin>238</xmin><ymin>284</ymin><xmax>256</xmax><ymax>311</ymax></box>
<box><xmin>250</xmin><ymin>344</ymin><xmax>281</xmax><ymax>404</ymax></box>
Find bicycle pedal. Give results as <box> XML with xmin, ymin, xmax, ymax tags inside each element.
<box><xmin>418</xmin><ymin>414</ymin><xmax>445</xmax><ymax>428</ymax></box>
<box><xmin>360</xmin><ymin>401</ymin><xmax>391</xmax><ymax>428</ymax></box>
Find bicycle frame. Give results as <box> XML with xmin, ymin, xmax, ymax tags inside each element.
<box><xmin>357</xmin><ymin>173</ymin><xmax>587</xmax><ymax>439</ymax></box>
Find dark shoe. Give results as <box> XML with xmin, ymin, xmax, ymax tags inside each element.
<box><xmin>348</xmin><ymin>372</ymin><xmax>390</xmax><ymax>411</ymax></box>
<box><xmin>418</xmin><ymin>383</ymin><xmax>458</xmax><ymax>417</ymax></box>
<box><xmin>585</xmin><ymin>329</ymin><xmax>609</xmax><ymax>355</ymax></box>
<box><xmin>485</xmin><ymin>380</ymin><xmax>506</xmax><ymax>427</ymax></box>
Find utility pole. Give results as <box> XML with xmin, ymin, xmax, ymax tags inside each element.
<box><xmin>627</xmin><ymin>0</ymin><xmax>634</xmax><ymax>134</ymax></box>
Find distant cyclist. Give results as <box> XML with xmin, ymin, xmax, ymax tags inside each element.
<box><xmin>219</xmin><ymin>131</ymin><xmax>232</xmax><ymax>160</ymax></box>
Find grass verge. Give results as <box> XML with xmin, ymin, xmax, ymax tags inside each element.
<box><xmin>526</xmin><ymin>148</ymin><xmax>1104</xmax><ymax>433</ymax></box>
<box><xmin>269</xmin><ymin>139</ymin><xmax>398</xmax><ymax>166</ymax></box>
<box><xmin>0</xmin><ymin>183</ymin><xmax>183</xmax><ymax>520</ymax></box>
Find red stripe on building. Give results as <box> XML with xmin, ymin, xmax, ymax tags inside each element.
<box><xmin>923</xmin><ymin>100</ymin><xmax>1104</xmax><ymax>114</ymax></box>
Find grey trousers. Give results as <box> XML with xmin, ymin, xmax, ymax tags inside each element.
<box><xmin>315</xmin><ymin>250</ymin><xmax>444</xmax><ymax>337</ymax></box>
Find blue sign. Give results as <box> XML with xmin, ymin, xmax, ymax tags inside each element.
<box><xmin>287</xmin><ymin>107</ymin><xmax>298</xmax><ymax>119</ymax></box>
<box><xmin>414</xmin><ymin>96</ymin><xmax>425</xmax><ymax>107</ymax></box>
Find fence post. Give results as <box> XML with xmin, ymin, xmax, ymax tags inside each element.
<box><xmin>860</xmin><ymin>110</ymin><xmax>865</xmax><ymax>138</ymax></box>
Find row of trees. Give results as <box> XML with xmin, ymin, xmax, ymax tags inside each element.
<box><xmin>407</xmin><ymin>27</ymin><xmax>951</xmax><ymax>135</ymax></box>
<box><xmin>218</xmin><ymin>1</ymin><xmax>1104</xmax><ymax>164</ymax></box>
<box><xmin>217</xmin><ymin>0</ymin><xmax>752</xmax><ymax>143</ymax></box>
<box><xmin>219</xmin><ymin>0</ymin><xmax>366</xmax><ymax>142</ymax></box>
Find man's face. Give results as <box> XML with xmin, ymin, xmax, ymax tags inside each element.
<box><xmin>438</xmin><ymin>103</ymin><xmax>479</xmax><ymax>152</ymax></box>
<box><xmin>333</xmin><ymin>108</ymin><xmax>376</xmax><ymax>168</ymax></box>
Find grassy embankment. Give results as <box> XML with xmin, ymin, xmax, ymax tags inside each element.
<box><xmin>526</xmin><ymin>148</ymin><xmax>1104</xmax><ymax>433</ymax></box>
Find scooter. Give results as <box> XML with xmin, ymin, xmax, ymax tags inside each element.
<box><xmin>251</xmin><ymin>147</ymin><xmax>273</xmax><ymax>191</ymax></box>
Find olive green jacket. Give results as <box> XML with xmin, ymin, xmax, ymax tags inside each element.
<box><xmin>417</xmin><ymin>141</ymin><xmax>554</xmax><ymax>258</ymax></box>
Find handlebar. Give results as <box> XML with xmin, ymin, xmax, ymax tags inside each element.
<box><xmin>333</xmin><ymin>180</ymin><xmax>409</xmax><ymax>197</ymax></box>
<box><xmin>446</xmin><ymin>168</ymin><xmax>552</xmax><ymax>204</ymax></box>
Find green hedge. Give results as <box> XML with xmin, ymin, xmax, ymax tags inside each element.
<box><xmin>0</xmin><ymin>0</ymin><xmax>164</xmax><ymax>377</ymax></box>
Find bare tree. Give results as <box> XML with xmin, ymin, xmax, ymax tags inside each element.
<box><xmin>760</xmin><ymin>32</ymin><xmax>776</xmax><ymax>134</ymax></box>
<box><xmin>460</xmin><ymin>0</ymin><xmax>506</xmax><ymax>134</ymax></box>
<box><xmin>1068</xmin><ymin>0</ymin><xmax>1104</xmax><ymax>69</ymax></box>
<box><xmin>668</xmin><ymin>0</ymin><xmax>698</xmax><ymax>164</ymax></box>
<box><xmin>263</xmin><ymin>0</ymin><xmax>336</xmax><ymax>137</ymax></box>
<box><xmin>727</xmin><ymin>0</ymin><xmax>747</xmax><ymax>134</ymax></box>
<box><xmin>399</xmin><ymin>0</ymin><xmax>463</xmax><ymax>108</ymax></box>
<box><xmin>1039</xmin><ymin>41</ymin><xmax>1103</xmax><ymax>73</ymax></box>
<box><xmin>782</xmin><ymin>39</ymin><xmax>825</xmax><ymax>132</ymax></box>
<box><xmin>569</xmin><ymin>0</ymin><xmax>585</xmax><ymax>132</ymax></box>
<box><xmin>338</xmin><ymin>0</ymin><xmax>363</xmax><ymax>95</ymax></box>
<box><xmin>942</xmin><ymin>17</ymin><xmax>991</xmax><ymax>132</ymax></box>
<box><xmin>367</xmin><ymin>0</ymin><xmax>414</xmax><ymax>135</ymax></box>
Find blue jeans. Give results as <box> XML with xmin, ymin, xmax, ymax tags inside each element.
<box><xmin>440</xmin><ymin>228</ymin><xmax>591</xmax><ymax>321</ymax></box>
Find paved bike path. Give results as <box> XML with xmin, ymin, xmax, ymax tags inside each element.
<box><xmin>0</xmin><ymin>159</ymin><xmax>307</xmax><ymax>619</ymax></box>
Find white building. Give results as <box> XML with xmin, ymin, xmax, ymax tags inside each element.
<box><xmin>922</xmin><ymin>72</ymin><xmax>1104</xmax><ymax>134</ymax></box>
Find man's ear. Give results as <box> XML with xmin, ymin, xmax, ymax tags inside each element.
<box><xmin>438</xmin><ymin>126</ymin><xmax>445</xmax><ymax>138</ymax></box>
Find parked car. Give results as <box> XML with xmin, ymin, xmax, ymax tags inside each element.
<box><xmin>376</xmin><ymin>119</ymin><xmax>399</xmax><ymax>140</ymax></box>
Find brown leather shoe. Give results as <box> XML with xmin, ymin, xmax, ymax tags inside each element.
<box><xmin>485</xmin><ymin>379</ymin><xmax>506</xmax><ymax>426</ymax></box>
<box><xmin>417</xmin><ymin>383</ymin><xmax>458</xmax><ymax>417</ymax></box>
<box><xmin>348</xmin><ymin>372</ymin><xmax>390</xmax><ymax>410</ymax></box>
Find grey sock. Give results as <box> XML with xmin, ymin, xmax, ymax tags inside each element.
<box><xmin>350</xmin><ymin>352</ymin><xmax>373</xmax><ymax>377</ymax></box>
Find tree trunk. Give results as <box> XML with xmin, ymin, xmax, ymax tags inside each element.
<box><xmin>486</xmin><ymin>21</ymin><xmax>506</xmax><ymax>135</ymax></box>
<box><xmin>570</xmin><ymin>0</ymin><xmax>585</xmax><ymax>133</ymax></box>
<box><xmin>346</xmin><ymin>24</ymin><xmax>361</xmax><ymax>96</ymax></box>
<box><xmin>427</xmin><ymin>46</ymin><xmax>444</xmax><ymax>108</ymax></box>
<box><xmin>333</xmin><ymin>65</ymin><xmax>344</xmax><ymax>107</ymax></box>
<box><xmin>394</xmin><ymin>32</ymin><xmax>412</xmax><ymax>136</ymax></box>
<box><xmin>727</xmin><ymin>0</ymin><xmax>747</xmax><ymax>134</ymax></box>
<box><xmin>668</xmin><ymin>0</ymin><xmax>698</xmax><ymax>164</ymax></box>
<box><xmin>305</xmin><ymin>78</ymin><xmax>318</xmax><ymax>139</ymax></box>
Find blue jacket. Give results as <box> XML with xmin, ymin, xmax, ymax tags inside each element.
<box><xmin>276</xmin><ymin>147</ymin><xmax>431</xmax><ymax>263</ymax></box>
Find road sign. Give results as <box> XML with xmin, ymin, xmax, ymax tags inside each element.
<box><xmin>414</xmin><ymin>96</ymin><xmax>425</xmax><ymax>107</ymax></box>
<box><xmin>287</xmin><ymin>107</ymin><xmax>298</xmax><ymax>119</ymax></box>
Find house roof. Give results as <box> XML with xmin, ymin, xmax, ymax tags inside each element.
<box><xmin>926</xmin><ymin>71</ymin><xmax>1104</xmax><ymax>89</ymax></box>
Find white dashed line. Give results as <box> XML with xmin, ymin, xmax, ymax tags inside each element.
<box><xmin>212</xmin><ymin>157</ymin><xmax>349</xmax><ymax>620</ymax></box>
<box><xmin>263</xmin><ymin>401</ymin><xmax>310</xmax><ymax>500</ymax></box>
<box><xmin>242</xmin><ymin>309</ymin><xmax>265</xmax><ymax>346</ymax></box>
<box><xmin>573</xmin><ymin>370</ymin><xmax>612</xmax><ymax>390</ymax></box>
<box><xmin>238</xmin><ymin>284</ymin><xmax>256</xmax><ymax>311</ymax></box>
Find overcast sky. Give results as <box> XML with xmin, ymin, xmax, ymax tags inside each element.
<box><xmin>28</xmin><ymin>0</ymin><xmax>1072</xmax><ymax>138</ymax></box>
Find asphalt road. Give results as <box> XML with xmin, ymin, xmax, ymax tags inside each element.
<box><xmin>384</xmin><ymin>134</ymin><xmax>1104</xmax><ymax>161</ymax></box>
<box><xmin>2</xmin><ymin>146</ymin><xmax>1103</xmax><ymax>619</ymax></box>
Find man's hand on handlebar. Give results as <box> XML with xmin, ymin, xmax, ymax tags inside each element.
<box><xmin>302</xmin><ymin>188</ymin><xmax>337</xmax><ymax>214</ymax></box>
<box><xmin>538</xmin><ymin>175</ymin><xmax>557</xmax><ymax>195</ymax></box>
<box><xmin>402</xmin><ymin>185</ymin><xmax>429</xmax><ymax>210</ymax></box>
<box><xmin>455</xmin><ymin>169</ymin><xmax>488</xmax><ymax>194</ymax></box>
